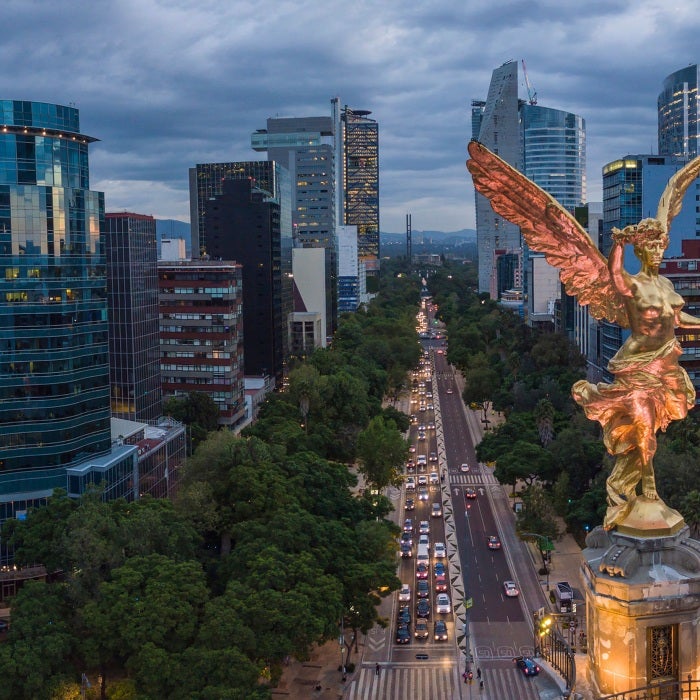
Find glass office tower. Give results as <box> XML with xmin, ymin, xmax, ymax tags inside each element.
<box><xmin>0</xmin><ymin>101</ymin><xmax>129</xmax><ymax>533</ymax></box>
<box><xmin>658</xmin><ymin>64</ymin><xmax>700</xmax><ymax>158</ymax></box>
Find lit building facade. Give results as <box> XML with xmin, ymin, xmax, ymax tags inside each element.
<box><xmin>658</xmin><ymin>64</ymin><xmax>700</xmax><ymax>159</ymax></box>
<box><xmin>105</xmin><ymin>212</ymin><xmax>162</xmax><ymax>421</ymax></box>
<box><xmin>337</xmin><ymin>224</ymin><xmax>362</xmax><ymax>313</ymax></box>
<box><xmin>336</xmin><ymin>103</ymin><xmax>379</xmax><ymax>273</ymax></box>
<box><xmin>0</xmin><ymin>100</ymin><xmax>136</xmax><ymax>559</ymax></box>
<box><xmin>158</xmin><ymin>260</ymin><xmax>245</xmax><ymax>426</ymax></box>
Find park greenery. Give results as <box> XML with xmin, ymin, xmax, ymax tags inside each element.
<box><xmin>429</xmin><ymin>261</ymin><xmax>700</xmax><ymax>541</ymax></box>
<box><xmin>0</xmin><ymin>269</ymin><xmax>421</xmax><ymax>699</ymax></box>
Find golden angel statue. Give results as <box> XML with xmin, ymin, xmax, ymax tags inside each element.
<box><xmin>467</xmin><ymin>140</ymin><xmax>700</xmax><ymax>533</ymax></box>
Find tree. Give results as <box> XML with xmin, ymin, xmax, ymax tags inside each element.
<box><xmin>681</xmin><ymin>491</ymin><xmax>700</xmax><ymax>538</ymax></box>
<box><xmin>0</xmin><ymin>581</ymin><xmax>76</xmax><ymax>700</ymax></box>
<box><xmin>356</xmin><ymin>416</ymin><xmax>408</xmax><ymax>489</ymax></box>
<box><xmin>535</xmin><ymin>398</ymin><xmax>555</xmax><ymax>447</ymax></box>
<box><xmin>164</xmin><ymin>392</ymin><xmax>220</xmax><ymax>450</ymax></box>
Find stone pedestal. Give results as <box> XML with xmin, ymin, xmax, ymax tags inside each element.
<box><xmin>582</xmin><ymin>526</ymin><xmax>700</xmax><ymax>696</ymax></box>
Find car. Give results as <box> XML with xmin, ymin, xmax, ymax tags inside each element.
<box><xmin>426</xmin><ymin>403</ymin><xmax>434</xmax><ymax>411</ymax></box>
<box><xmin>399</xmin><ymin>584</ymin><xmax>411</xmax><ymax>602</ymax></box>
<box><xmin>503</xmin><ymin>580</ymin><xmax>520</xmax><ymax>597</ymax></box>
<box><xmin>403</xmin><ymin>518</ymin><xmax>413</xmax><ymax>532</ymax></box>
<box><xmin>416</xmin><ymin>454</ymin><xmax>427</xmax><ymax>466</ymax></box>
<box><xmin>417</xmin><ymin>580</ymin><xmax>429</xmax><ymax>598</ymax></box>
<box><xmin>395</xmin><ymin>623</ymin><xmax>411</xmax><ymax>644</ymax></box>
<box><xmin>419</xmin><ymin>404</ymin><xmax>427</xmax><ymax>412</ymax></box>
<box><xmin>425</xmin><ymin>392</ymin><xmax>433</xmax><ymax>399</ymax></box>
<box><xmin>427</xmin><ymin>421</ymin><xmax>436</xmax><ymax>430</ymax></box>
<box><xmin>415</xmin><ymin>562</ymin><xmax>429</xmax><ymax>579</ymax></box>
<box><xmin>418</xmin><ymin>424</ymin><xmax>426</xmax><ymax>432</ymax></box>
<box><xmin>416</xmin><ymin>599</ymin><xmax>431</xmax><ymax>618</ymax></box>
<box><xmin>418</xmin><ymin>475</ymin><xmax>428</xmax><ymax>486</ymax></box>
<box><xmin>406</xmin><ymin>478</ymin><xmax>416</xmax><ymax>491</ymax></box>
<box><xmin>405</xmin><ymin>498</ymin><xmax>415</xmax><ymax>511</ymax></box>
<box><xmin>434</xmin><ymin>542</ymin><xmax>446</xmax><ymax>558</ymax></box>
<box><xmin>419</xmin><ymin>520</ymin><xmax>430</xmax><ymax>535</ymax></box>
<box><xmin>436</xmin><ymin>593</ymin><xmax>451</xmax><ymax>614</ymax></box>
<box><xmin>431</xmin><ymin>502</ymin><xmax>442</xmax><ymax>518</ymax></box>
<box><xmin>429</xmin><ymin>471</ymin><xmax>439</xmax><ymax>484</ymax></box>
<box><xmin>408</xmin><ymin>444</ymin><xmax>416</xmax><ymax>453</ymax></box>
<box><xmin>446</xmin><ymin>387</ymin><xmax>454</xmax><ymax>394</ymax></box>
<box><xmin>514</xmin><ymin>656</ymin><xmax>540</xmax><ymax>676</ymax></box>
<box><xmin>400</xmin><ymin>531</ymin><xmax>413</xmax><ymax>546</ymax></box>
<box><xmin>397</xmin><ymin>605</ymin><xmax>412</xmax><ymax>626</ymax></box>
<box><xmin>418</xmin><ymin>533</ymin><xmax>429</xmax><ymax>548</ymax></box>
<box><xmin>418</xmin><ymin>487</ymin><xmax>429</xmax><ymax>501</ymax></box>
<box><xmin>410</xmin><ymin>414</ymin><xmax>418</xmax><ymax>424</ymax></box>
<box><xmin>465</xmin><ymin>487</ymin><xmax>477</xmax><ymax>499</ymax></box>
<box><xmin>414</xmin><ymin>619</ymin><xmax>429</xmax><ymax>639</ymax></box>
<box><xmin>487</xmin><ymin>535</ymin><xmax>501</xmax><ymax>550</ymax></box>
<box><xmin>418</xmin><ymin>431</ymin><xmax>426</xmax><ymax>441</ymax></box>
<box><xmin>433</xmin><ymin>561</ymin><xmax>446</xmax><ymax>577</ymax></box>
<box><xmin>434</xmin><ymin>620</ymin><xmax>448</xmax><ymax>641</ymax></box>
<box><xmin>434</xmin><ymin>574</ymin><xmax>448</xmax><ymax>592</ymax></box>
<box><xmin>406</xmin><ymin>458</ymin><xmax>415</xmax><ymax>469</ymax></box>
<box><xmin>429</xmin><ymin>451</ymin><xmax>437</xmax><ymax>463</ymax></box>
<box><xmin>400</xmin><ymin>542</ymin><xmax>413</xmax><ymax>558</ymax></box>
<box><xmin>460</xmin><ymin>463</ymin><xmax>470</xmax><ymax>473</ymax></box>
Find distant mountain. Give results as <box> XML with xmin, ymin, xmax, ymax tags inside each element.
<box><xmin>156</xmin><ymin>219</ymin><xmax>191</xmax><ymax>256</ymax></box>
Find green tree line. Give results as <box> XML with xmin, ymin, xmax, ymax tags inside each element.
<box><xmin>0</xmin><ymin>270</ymin><xmax>422</xmax><ymax>699</ymax></box>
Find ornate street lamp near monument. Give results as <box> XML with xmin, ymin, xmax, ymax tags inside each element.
<box><xmin>468</xmin><ymin>141</ymin><xmax>700</xmax><ymax>696</ymax></box>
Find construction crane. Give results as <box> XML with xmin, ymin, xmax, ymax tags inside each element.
<box><xmin>522</xmin><ymin>59</ymin><xmax>538</xmax><ymax>105</ymax></box>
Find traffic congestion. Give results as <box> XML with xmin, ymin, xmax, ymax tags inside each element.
<box><xmin>393</xmin><ymin>305</ymin><xmax>452</xmax><ymax>649</ymax></box>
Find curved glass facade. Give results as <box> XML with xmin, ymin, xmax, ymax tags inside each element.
<box><xmin>520</xmin><ymin>104</ymin><xmax>586</xmax><ymax>210</ymax></box>
<box><xmin>0</xmin><ymin>101</ymin><xmax>110</xmax><ymax>475</ymax></box>
<box><xmin>658</xmin><ymin>65</ymin><xmax>700</xmax><ymax>158</ymax></box>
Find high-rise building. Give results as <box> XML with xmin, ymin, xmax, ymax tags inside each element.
<box><xmin>252</xmin><ymin>115</ymin><xmax>337</xmax><ymax>337</ymax></box>
<box><xmin>337</xmin><ymin>225</ymin><xmax>364</xmax><ymax>313</ymax></box>
<box><xmin>0</xmin><ymin>101</ymin><xmax>137</xmax><ymax>552</ymax></box>
<box><xmin>658</xmin><ymin>64</ymin><xmax>700</xmax><ymax>158</ymax></box>
<box><xmin>472</xmin><ymin>61</ymin><xmax>522</xmax><ymax>296</ymax></box>
<box><xmin>189</xmin><ymin>162</ymin><xmax>293</xmax><ymax>383</ymax></box>
<box><xmin>334</xmin><ymin>102</ymin><xmax>380</xmax><ymax>274</ymax></box>
<box><xmin>158</xmin><ymin>260</ymin><xmax>245</xmax><ymax>426</ymax></box>
<box><xmin>472</xmin><ymin>62</ymin><xmax>586</xmax><ymax>308</ymax></box>
<box><xmin>520</xmin><ymin>104</ymin><xmax>586</xmax><ymax>326</ymax></box>
<box><xmin>105</xmin><ymin>212</ymin><xmax>162</xmax><ymax>421</ymax></box>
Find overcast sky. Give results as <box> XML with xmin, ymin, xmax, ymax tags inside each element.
<box><xmin>3</xmin><ymin>0</ymin><xmax>698</xmax><ymax>232</ymax></box>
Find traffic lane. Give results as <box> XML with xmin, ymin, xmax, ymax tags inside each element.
<box><xmin>441</xmin><ymin>403</ymin><xmax>478</xmax><ymax>469</ymax></box>
<box><xmin>465</xmin><ymin>495</ymin><xmax>526</xmax><ymax>623</ymax></box>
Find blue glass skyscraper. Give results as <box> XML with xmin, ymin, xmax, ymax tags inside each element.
<box><xmin>0</xmin><ymin>101</ymin><xmax>135</xmax><ymax>548</ymax></box>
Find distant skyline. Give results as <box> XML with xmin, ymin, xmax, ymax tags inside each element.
<box><xmin>3</xmin><ymin>0</ymin><xmax>698</xmax><ymax>232</ymax></box>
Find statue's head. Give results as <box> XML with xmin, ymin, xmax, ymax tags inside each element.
<box><xmin>613</xmin><ymin>219</ymin><xmax>669</xmax><ymax>265</ymax></box>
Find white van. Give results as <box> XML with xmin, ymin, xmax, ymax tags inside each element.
<box><xmin>416</xmin><ymin>544</ymin><xmax>429</xmax><ymax>565</ymax></box>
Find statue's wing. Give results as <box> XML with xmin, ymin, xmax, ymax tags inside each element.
<box><xmin>657</xmin><ymin>154</ymin><xmax>700</xmax><ymax>232</ymax></box>
<box><xmin>467</xmin><ymin>140</ymin><xmax>628</xmax><ymax>327</ymax></box>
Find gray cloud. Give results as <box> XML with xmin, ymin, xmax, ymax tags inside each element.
<box><xmin>1</xmin><ymin>0</ymin><xmax>698</xmax><ymax>231</ymax></box>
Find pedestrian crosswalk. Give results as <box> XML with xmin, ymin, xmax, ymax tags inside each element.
<box><xmin>346</xmin><ymin>664</ymin><xmax>460</xmax><ymax>700</ymax></box>
<box><xmin>449</xmin><ymin>473</ymin><xmax>498</xmax><ymax>485</ymax></box>
<box><xmin>346</xmin><ymin>663</ymin><xmax>542</xmax><ymax>699</ymax></box>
